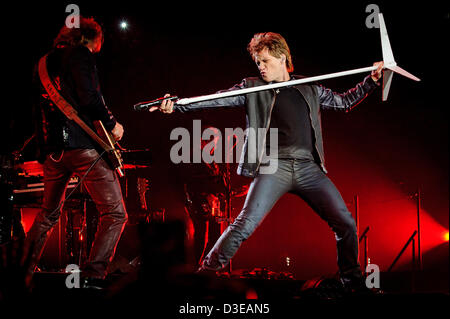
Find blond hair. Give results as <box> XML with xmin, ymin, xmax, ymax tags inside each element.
<box><xmin>247</xmin><ymin>32</ymin><xmax>294</xmax><ymax>73</ymax></box>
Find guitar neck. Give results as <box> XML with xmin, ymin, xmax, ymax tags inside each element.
<box><xmin>92</xmin><ymin>120</ymin><xmax>116</xmax><ymax>149</ymax></box>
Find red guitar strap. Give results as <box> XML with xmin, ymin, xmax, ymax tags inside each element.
<box><xmin>37</xmin><ymin>54</ymin><xmax>112</xmax><ymax>151</ymax></box>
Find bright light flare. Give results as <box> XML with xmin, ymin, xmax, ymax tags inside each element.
<box><xmin>119</xmin><ymin>20</ymin><xmax>128</xmax><ymax>30</ymax></box>
<box><xmin>444</xmin><ymin>231</ymin><xmax>449</xmax><ymax>242</ymax></box>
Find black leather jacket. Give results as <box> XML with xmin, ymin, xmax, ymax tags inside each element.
<box><xmin>33</xmin><ymin>45</ymin><xmax>116</xmax><ymax>162</ymax></box>
<box><xmin>175</xmin><ymin>74</ymin><xmax>379</xmax><ymax>177</ymax></box>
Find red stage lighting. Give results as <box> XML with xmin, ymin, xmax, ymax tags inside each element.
<box><xmin>444</xmin><ymin>231</ymin><xmax>449</xmax><ymax>242</ymax></box>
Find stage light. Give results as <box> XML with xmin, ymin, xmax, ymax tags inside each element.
<box><xmin>444</xmin><ymin>231</ymin><xmax>449</xmax><ymax>242</ymax></box>
<box><xmin>119</xmin><ymin>20</ymin><xmax>128</xmax><ymax>30</ymax></box>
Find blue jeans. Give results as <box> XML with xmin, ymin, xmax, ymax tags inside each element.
<box><xmin>201</xmin><ymin>159</ymin><xmax>361</xmax><ymax>279</ymax></box>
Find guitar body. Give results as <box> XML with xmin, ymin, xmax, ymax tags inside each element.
<box><xmin>92</xmin><ymin>120</ymin><xmax>124</xmax><ymax>177</ymax></box>
<box><xmin>137</xmin><ymin>177</ymin><xmax>149</xmax><ymax>210</ymax></box>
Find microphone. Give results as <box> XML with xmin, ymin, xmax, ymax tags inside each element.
<box><xmin>133</xmin><ymin>96</ymin><xmax>178</xmax><ymax>111</ymax></box>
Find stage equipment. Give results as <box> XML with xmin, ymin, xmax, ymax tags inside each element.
<box><xmin>387</xmin><ymin>230</ymin><xmax>418</xmax><ymax>291</ymax></box>
<box><xmin>359</xmin><ymin>226</ymin><xmax>370</xmax><ymax>275</ymax></box>
<box><xmin>134</xmin><ymin>13</ymin><xmax>420</xmax><ymax>111</ymax></box>
<box><xmin>9</xmin><ymin>146</ymin><xmax>155</xmax><ymax>270</ymax></box>
<box><xmin>300</xmin><ymin>276</ymin><xmax>345</xmax><ymax>300</ymax></box>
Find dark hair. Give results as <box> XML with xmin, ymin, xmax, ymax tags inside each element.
<box><xmin>247</xmin><ymin>32</ymin><xmax>294</xmax><ymax>73</ymax></box>
<box><xmin>53</xmin><ymin>16</ymin><xmax>103</xmax><ymax>48</ymax></box>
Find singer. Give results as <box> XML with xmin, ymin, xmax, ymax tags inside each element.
<box><xmin>156</xmin><ymin>32</ymin><xmax>383</xmax><ymax>293</ymax></box>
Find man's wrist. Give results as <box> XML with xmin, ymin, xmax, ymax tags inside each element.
<box><xmin>370</xmin><ymin>75</ymin><xmax>381</xmax><ymax>85</ymax></box>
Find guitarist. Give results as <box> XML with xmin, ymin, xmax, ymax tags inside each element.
<box><xmin>26</xmin><ymin>16</ymin><xmax>127</xmax><ymax>288</ymax></box>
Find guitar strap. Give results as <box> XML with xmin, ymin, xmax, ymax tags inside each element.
<box><xmin>37</xmin><ymin>53</ymin><xmax>113</xmax><ymax>152</ymax></box>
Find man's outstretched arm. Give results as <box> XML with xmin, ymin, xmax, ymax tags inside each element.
<box><xmin>317</xmin><ymin>61</ymin><xmax>383</xmax><ymax>112</ymax></box>
<box><xmin>153</xmin><ymin>80</ymin><xmax>248</xmax><ymax>114</ymax></box>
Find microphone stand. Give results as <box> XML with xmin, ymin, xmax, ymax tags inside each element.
<box><xmin>224</xmin><ymin>162</ymin><xmax>232</xmax><ymax>273</ymax></box>
<box><xmin>222</xmin><ymin>135</ymin><xmax>237</xmax><ymax>274</ymax></box>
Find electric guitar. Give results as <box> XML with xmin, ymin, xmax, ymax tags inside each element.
<box><xmin>92</xmin><ymin>120</ymin><xmax>124</xmax><ymax>177</ymax></box>
<box><xmin>38</xmin><ymin>53</ymin><xmax>124</xmax><ymax>177</ymax></box>
<box><xmin>137</xmin><ymin>177</ymin><xmax>149</xmax><ymax>210</ymax></box>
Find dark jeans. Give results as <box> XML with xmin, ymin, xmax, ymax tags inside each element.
<box><xmin>202</xmin><ymin>159</ymin><xmax>361</xmax><ymax>280</ymax></box>
<box><xmin>26</xmin><ymin>149</ymin><xmax>127</xmax><ymax>279</ymax></box>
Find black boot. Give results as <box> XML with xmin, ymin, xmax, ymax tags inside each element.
<box><xmin>340</xmin><ymin>275</ymin><xmax>381</xmax><ymax>295</ymax></box>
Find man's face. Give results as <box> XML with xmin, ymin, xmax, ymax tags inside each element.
<box><xmin>254</xmin><ymin>47</ymin><xmax>286</xmax><ymax>82</ymax></box>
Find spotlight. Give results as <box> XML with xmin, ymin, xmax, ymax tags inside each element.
<box><xmin>119</xmin><ymin>20</ymin><xmax>128</xmax><ymax>30</ymax></box>
<box><xmin>444</xmin><ymin>231</ymin><xmax>449</xmax><ymax>242</ymax></box>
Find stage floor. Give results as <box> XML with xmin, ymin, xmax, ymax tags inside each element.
<box><xmin>3</xmin><ymin>269</ymin><xmax>448</xmax><ymax>316</ymax></box>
